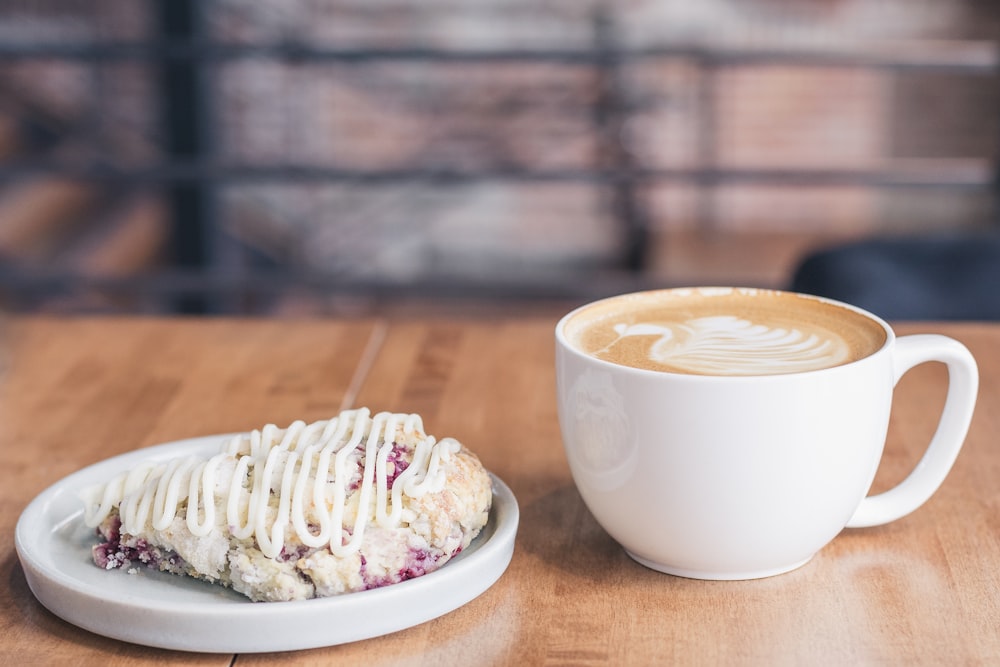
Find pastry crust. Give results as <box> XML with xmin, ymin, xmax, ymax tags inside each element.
<box><xmin>82</xmin><ymin>409</ymin><xmax>492</xmax><ymax>602</ymax></box>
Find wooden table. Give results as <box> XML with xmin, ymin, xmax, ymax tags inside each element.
<box><xmin>2</xmin><ymin>316</ymin><xmax>998</xmax><ymax>665</ymax></box>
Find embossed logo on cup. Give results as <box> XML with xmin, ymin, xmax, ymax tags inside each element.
<box><xmin>564</xmin><ymin>368</ymin><xmax>637</xmax><ymax>491</ymax></box>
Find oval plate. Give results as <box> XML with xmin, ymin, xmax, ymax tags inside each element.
<box><xmin>15</xmin><ymin>435</ymin><xmax>518</xmax><ymax>653</ymax></box>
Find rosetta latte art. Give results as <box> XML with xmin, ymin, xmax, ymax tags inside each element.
<box><xmin>608</xmin><ymin>315</ymin><xmax>851</xmax><ymax>375</ymax></box>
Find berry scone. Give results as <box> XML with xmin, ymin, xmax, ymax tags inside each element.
<box><xmin>80</xmin><ymin>408</ymin><xmax>493</xmax><ymax>602</ymax></box>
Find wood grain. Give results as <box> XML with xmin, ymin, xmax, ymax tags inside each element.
<box><xmin>1</xmin><ymin>317</ymin><xmax>377</xmax><ymax>667</ymax></box>
<box><xmin>2</xmin><ymin>317</ymin><xmax>998</xmax><ymax>666</ymax></box>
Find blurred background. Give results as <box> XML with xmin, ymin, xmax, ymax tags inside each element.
<box><xmin>0</xmin><ymin>0</ymin><xmax>997</xmax><ymax>317</ymax></box>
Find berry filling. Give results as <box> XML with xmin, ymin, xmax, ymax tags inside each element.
<box><xmin>91</xmin><ymin>515</ymin><xmax>183</xmax><ymax>572</ymax></box>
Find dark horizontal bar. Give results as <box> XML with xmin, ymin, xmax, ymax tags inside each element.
<box><xmin>0</xmin><ymin>41</ymin><xmax>994</xmax><ymax>71</ymax></box>
<box><xmin>0</xmin><ymin>161</ymin><xmax>991</xmax><ymax>190</ymax></box>
<box><xmin>0</xmin><ymin>264</ymin><xmax>655</xmax><ymax>306</ymax></box>
<box><xmin>0</xmin><ymin>42</ymin><xmax>599</xmax><ymax>64</ymax></box>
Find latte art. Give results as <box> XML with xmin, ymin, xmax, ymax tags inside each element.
<box><xmin>564</xmin><ymin>288</ymin><xmax>887</xmax><ymax>376</ymax></box>
<box><xmin>606</xmin><ymin>315</ymin><xmax>850</xmax><ymax>376</ymax></box>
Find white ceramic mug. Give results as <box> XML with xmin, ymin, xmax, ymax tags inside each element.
<box><xmin>555</xmin><ymin>288</ymin><xmax>979</xmax><ymax>580</ymax></box>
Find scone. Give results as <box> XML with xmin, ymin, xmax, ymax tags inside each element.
<box><xmin>80</xmin><ymin>408</ymin><xmax>493</xmax><ymax>602</ymax></box>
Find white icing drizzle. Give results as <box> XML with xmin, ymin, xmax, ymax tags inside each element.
<box><xmin>81</xmin><ymin>408</ymin><xmax>461</xmax><ymax>559</ymax></box>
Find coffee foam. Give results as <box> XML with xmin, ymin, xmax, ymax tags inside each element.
<box><xmin>564</xmin><ymin>288</ymin><xmax>887</xmax><ymax>376</ymax></box>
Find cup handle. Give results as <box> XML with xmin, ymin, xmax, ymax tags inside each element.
<box><xmin>846</xmin><ymin>334</ymin><xmax>979</xmax><ymax>528</ymax></box>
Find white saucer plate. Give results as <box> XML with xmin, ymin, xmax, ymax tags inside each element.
<box><xmin>15</xmin><ymin>435</ymin><xmax>519</xmax><ymax>653</ymax></box>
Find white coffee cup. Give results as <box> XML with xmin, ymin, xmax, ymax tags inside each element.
<box><xmin>555</xmin><ymin>287</ymin><xmax>978</xmax><ymax>579</ymax></box>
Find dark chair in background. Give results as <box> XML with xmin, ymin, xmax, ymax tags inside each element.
<box><xmin>789</xmin><ymin>232</ymin><xmax>1000</xmax><ymax>320</ymax></box>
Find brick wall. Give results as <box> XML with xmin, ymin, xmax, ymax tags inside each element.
<box><xmin>0</xmin><ymin>0</ymin><xmax>997</xmax><ymax>312</ymax></box>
